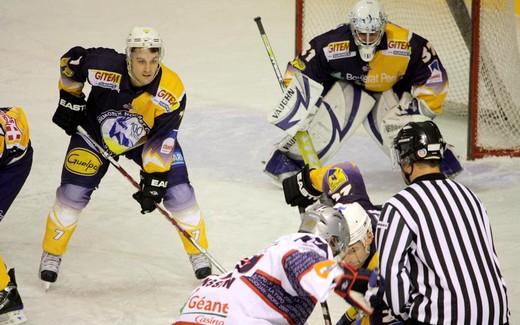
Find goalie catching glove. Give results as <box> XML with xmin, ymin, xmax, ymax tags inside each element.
<box><xmin>53</xmin><ymin>90</ymin><xmax>87</xmax><ymax>135</ymax></box>
<box><xmin>132</xmin><ymin>171</ymin><xmax>169</xmax><ymax>214</ymax></box>
<box><xmin>282</xmin><ymin>164</ymin><xmax>321</xmax><ymax>208</ymax></box>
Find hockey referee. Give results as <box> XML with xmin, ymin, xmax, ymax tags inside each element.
<box><xmin>375</xmin><ymin>121</ymin><xmax>509</xmax><ymax>324</ymax></box>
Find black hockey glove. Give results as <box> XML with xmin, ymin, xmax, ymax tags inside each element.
<box><xmin>52</xmin><ymin>90</ymin><xmax>87</xmax><ymax>135</ymax></box>
<box><xmin>132</xmin><ymin>171</ymin><xmax>169</xmax><ymax>214</ymax></box>
<box><xmin>282</xmin><ymin>164</ymin><xmax>321</xmax><ymax>208</ymax></box>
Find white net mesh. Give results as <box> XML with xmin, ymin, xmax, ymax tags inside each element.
<box><xmin>298</xmin><ymin>0</ymin><xmax>520</xmax><ymax>155</ymax></box>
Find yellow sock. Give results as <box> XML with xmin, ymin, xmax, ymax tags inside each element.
<box><xmin>0</xmin><ymin>256</ymin><xmax>9</xmax><ymax>290</ymax></box>
<box><xmin>42</xmin><ymin>214</ymin><xmax>78</xmax><ymax>256</ymax></box>
<box><xmin>177</xmin><ymin>219</ymin><xmax>209</xmax><ymax>256</ymax></box>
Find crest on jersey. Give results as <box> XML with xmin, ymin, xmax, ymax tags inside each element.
<box><xmin>323</xmin><ymin>41</ymin><xmax>356</xmax><ymax>61</ymax></box>
<box><xmin>88</xmin><ymin>69</ymin><xmax>122</xmax><ymax>92</ymax></box>
<box><xmin>98</xmin><ymin>110</ymin><xmax>150</xmax><ymax>154</ymax></box>
<box><xmin>326</xmin><ymin>167</ymin><xmax>349</xmax><ymax>193</ymax></box>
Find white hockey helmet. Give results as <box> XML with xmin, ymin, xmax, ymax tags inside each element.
<box><xmin>349</xmin><ymin>0</ymin><xmax>387</xmax><ymax>62</ymax></box>
<box><xmin>299</xmin><ymin>203</ymin><xmax>350</xmax><ymax>256</ymax></box>
<box><xmin>336</xmin><ymin>202</ymin><xmax>372</xmax><ymax>246</ymax></box>
<box><xmin>126</xmin><ymin>26</ymin><xmax>164</xmax><ymax>61</ymax></box>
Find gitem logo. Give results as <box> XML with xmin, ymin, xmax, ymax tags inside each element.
<box><xmin>65</xmin><ymin>148</ymin><xmax>102</xmax><ymax>176</ymax></box>
<box><xmin>324</xmin><ymin>41</ymin><xmax>355</xmax><ymax>61</ymax></box>
<box><xmin>88</xmin><ymin>69</ymin><xmax>122</xmax><ymax>91</ymax></box>
<box><xmin>153</xmin><ymin>88</ymin><xmax>178</xmax><ymax>111</ymax></box>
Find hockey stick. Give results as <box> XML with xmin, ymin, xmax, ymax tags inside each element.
<box><xmin>254</xmin><ymin>16</ymin><xmax>332</xmax><ymax>325</ymax></box>
<box><xmin>76</xmin><ymin>126</ymin><xmax>226</xmax><ymax>274</ymax></box>
<box><xmin>254</xmin><ymin>16</ymin><xmax>322</xmax><ymax>169</ymax></box>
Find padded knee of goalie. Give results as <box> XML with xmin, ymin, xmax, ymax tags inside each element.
<box><xmin>56</xmin><ymin>183</ymin><xmax>94</xmax><ymax>210</ymax></box>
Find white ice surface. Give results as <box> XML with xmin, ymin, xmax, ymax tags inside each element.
<box><xmin>0</xmin><ymin>1</ymin><xmax>518</xmax><ymax>324</ymax></box>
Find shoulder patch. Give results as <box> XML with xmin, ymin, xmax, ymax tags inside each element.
<box><xmin>88</xmin><ymin>69</ymin><xmax>122</xmax><ymax>91</ymax></box>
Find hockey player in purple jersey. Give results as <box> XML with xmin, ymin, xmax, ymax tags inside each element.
<box><xmin>0</xmin><ymin>106</ymin><xmax>32</xmax><ymax>324</ymax></box>
<box><xmin>265</xmin><ymin>0</ymin><xmax>462</xmax><ymax>182</ymax></box>
<box><xmin>39</xmin><ymin>27</ymin><xmax>213</xmax><ymax>287</ymax></box>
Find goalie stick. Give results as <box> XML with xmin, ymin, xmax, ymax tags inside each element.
<box><xmin>76</xmin><ymin>126</ymin><xmax>226</xmax><ymax>274</ymax></box>
<box><xmin>254</xmin><ymin>16</ymin><xmax>332</xmax><ymax>325</ymax></box>
<box><xmin>254</xmin><ymin>16</ymin><xmax>321</xmax><ymax>169</ymax></box>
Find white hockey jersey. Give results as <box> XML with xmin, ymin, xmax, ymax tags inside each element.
<box><xmin>173</xmin><ymin>233</ymin><xmax>343</xmax><ymax>325</ymax></box>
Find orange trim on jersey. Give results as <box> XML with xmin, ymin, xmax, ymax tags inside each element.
<box><xmin>240</xmin><ymin>275</ymin><xmax>295</xmax><ymax>325</ymax></box>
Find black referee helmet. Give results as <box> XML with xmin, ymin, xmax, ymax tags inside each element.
<box><xmin>393</xmin><ymin>121</ymin><xmax>446</xmax><ymax>165</ymax></box>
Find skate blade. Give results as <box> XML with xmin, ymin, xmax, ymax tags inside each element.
<box><xmin>0</xmin><ymin>308</ymin><xmax>27</xmax><ymax>325</ymax></box>
<box><xmin>41</xmin><ymin>281</ymin><xmax>52</xmax><ymax>291</ymax></box>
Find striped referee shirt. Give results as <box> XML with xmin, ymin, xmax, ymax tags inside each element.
<box><xmin>376</xmin><ymin>173</ymin><xmax>509</xmax><ymax>324</ymax></box>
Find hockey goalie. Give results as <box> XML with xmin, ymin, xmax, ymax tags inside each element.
<box><xmin>264</xmin><ymin>0</ymin><xmax>463</xmax><ymax>182</ymax></box>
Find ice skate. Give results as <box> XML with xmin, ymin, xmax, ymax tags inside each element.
<box><xmin>0</xmin><ymin>269</ymin><xmax>27</xmax><ymax>325</ymax></box>
<box><xmin>189</xmin><ymin>253</ymin><xmax>212</xmax><ymax>280</ymax></box>
<box><xmin>39</xmin><ymin>251</ymin><xmax>62</xmax><ymax>290</ymax></box>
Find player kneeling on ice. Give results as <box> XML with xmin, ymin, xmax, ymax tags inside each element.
<box><xmin>39</xmin><ymin>26</ymin><xmax>213</xmax><ymax>288</ymax></box>
<box><xmin>282</xmin><ymin>161</ymin><xmax>400</xmax><ymax>324</ymax></box>
<box><xmin>264</xmin><ymin>0</ymin><xmax>462</xmax><ymax>182</ymax></box>
<box><xmin>0</xmin><ymin>106</ymin><xmax>32</xmax><ymax>325</ymax></box>
<box><xmin>173</xmin><ymin>203</ymin><xmax>375</xmax><ymax>325</ymax></box>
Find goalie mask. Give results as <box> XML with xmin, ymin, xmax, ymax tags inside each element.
<box><xmin>299</xmin><ymin>203</ymin><xmax>350</xmax><ymax>257</ymax></box>
<box><xmin>349</xmin><ymin>0</ymin><xmax>387</xmax><ymax>62</ymax></box>
<box><xmin>126</xmin><ymin>26</ymin><xmax>164</xmax><ymax>83</ymax></box>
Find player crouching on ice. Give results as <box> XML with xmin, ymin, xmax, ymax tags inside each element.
<box><xmin>282</xmin><ymin>161</ymin><xmax>401</xmax><ymax>324</ymax></box>
<box><xmin>264</xmin><ymin>0</ymin><xmax>462</xmax><ymax>182</ymax></box>
<box><xmin>173</xmin><ymin>203</ymin><xmax>376</xmax><ymax>325</ymax></box>
<box><xmin>39</xmin><ymin>26</ymin><xmax>212</xmax><ymax>288</ymax></box>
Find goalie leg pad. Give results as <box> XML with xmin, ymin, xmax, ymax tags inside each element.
<box><xmin>268</xmin><ymin>72</ymin><xmax>324</xmax><ymax>137</ymax></box>
<box><xmin>271</xmin><ymin>82</ymin><xmax>376</xmax><ymax>167</ymax></box>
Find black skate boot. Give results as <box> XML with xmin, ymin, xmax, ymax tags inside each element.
<box><xmin>0</xmin><ymin>268</ymin><xmax>27</xmax><ymax>325</ymax></box>
<box><xmin>189</xmin><ymin>253</ymin><xmax>212</xmax><ymax>280</ymax></box>
<box><xmin>39</xmin><ymin>251</ymin><xmax>62</xmax><ymax>289</ymax></box>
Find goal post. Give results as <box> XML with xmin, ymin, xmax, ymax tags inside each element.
<box><xmin>295</xmin><ymin>0</ymin><xmax>520</xmax><ymax>159</ymax></box>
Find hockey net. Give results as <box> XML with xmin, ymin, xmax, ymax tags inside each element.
<box><xmin>295</xmin><ymin>0</ymin><xmax>520</xmax><ymax>158</ymax></box>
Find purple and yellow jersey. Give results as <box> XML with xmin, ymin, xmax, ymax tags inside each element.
<box><xmin>0</xmin><ymin>106</ymin><xmax>30</xmax><ymax>167</ymax></box>
<box><xmin>309</xmin><ymin>161</ymin><xmax>376</xmax><ymax>211</ymax></box>
<box><xmin>58</xmin><ymin>47</ymin><xmax>186</xmax><ymax>173</ymax></box>
<box><xmin>292</xmin><ymin>22</ymin><xmax>448</xmax><ymax>114</ymax></box>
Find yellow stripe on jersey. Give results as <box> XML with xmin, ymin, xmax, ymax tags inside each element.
<box><xmin>365</xmin><ymin>23</ymin><xmax>411</xmax><ymax>92</ymax></box>
<box><xmin>157</xmin><ymin>64</ymin><xmax>185</xmax><ymax>113</ymax></box>
<box><xmin>142</xmin><ymin>147</ymin><xmax>170</xmax><ymax>173</ymax></box>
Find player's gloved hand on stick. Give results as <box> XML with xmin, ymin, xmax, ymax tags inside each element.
<box><xmin>282</xmin><ymin>164</ymin><xmax>321</xmax><ymax>208</ymax></box>
<box><xmin>52</xmin><ymin>90</ymin><xmax>87</xmax><ymax>135</ymax></box>
<box><xmin>334</xmin><ymin>262</ymin><xmax>374</xmax><ymax>315</ymax></box>
<box><xmin>132</xmin><ymin>171</ymin><xmax>169</xmax><ymax>214</ymax></box>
